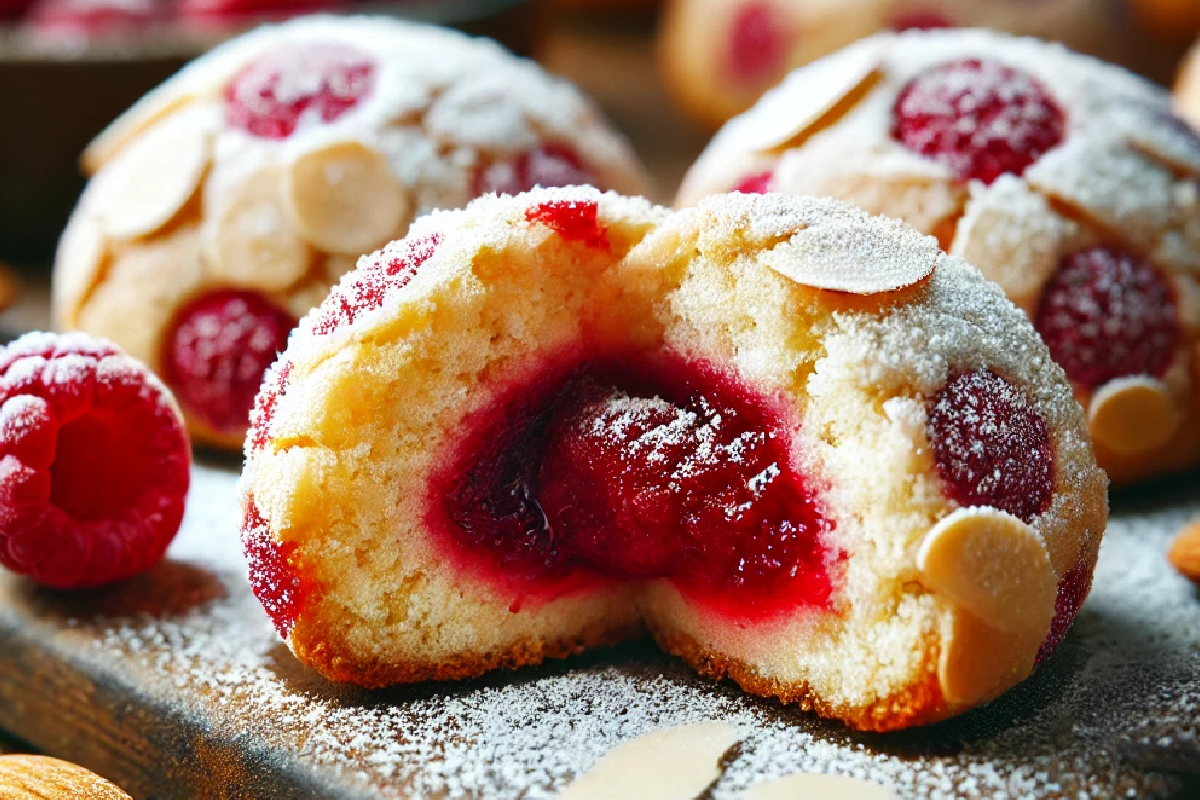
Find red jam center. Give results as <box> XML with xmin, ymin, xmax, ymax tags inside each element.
<box><xmin>164</xmin><ymin>290</ymin><xmax>296</xmax><ymax>436</ymax></box>
<box><xmin>928</xmin><ymin>370</ymin><xmax>1053</xmax><ymax>523</ymax></box>
<box><xmin>225</xmin><ymin>43</ymin><xmax>376</xmax><ymax>139</ymax></box>
<box><xmin>727</xmin><ymin>1</ymin><xmax>786</xmax><ymax>85</ymax></box>
<box><xmin>892</xmin><ymin>58</ymin><xmax>1065</xmax><ymax>185</ymax></box>
<box><xmin>733</xmin><ymin>170</ymin><xmax>774</xmax><ymax>194</ymax></box>
<box><xmin>525</xmin><ymin>199</ymin><xmax>609</xmax><ymax>249</ymax></box>
<box><xmin>427</xmin><ymin>354</ymin><xmax>836</xmax><ymax>618</ymax></box>
<box><xmin>473</xmin><ymin>144</ymin><xmax>598</xmax><ymax>198</ymax></box>
<box><xmin>1034</xmin><ymin>247</ymin><xmax>1179</xmax><ymax>390</ymax></box>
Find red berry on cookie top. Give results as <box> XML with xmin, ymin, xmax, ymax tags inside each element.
<box><xmin>891</xmin><ymin>58</ymin><xmax>1066</xmax><ymax>185</ymax></box>
<box><xmin>0</xmin><ymin>332</ymin><xmax>189</xmax><ymax>589</ymax></box>
<box><xmin>163</xmin><ymin>291</ymin><xmax>296</xmax><ymax>440</ymax></box>
<box><xmin>225</xmin><ymin>42</ymin><xmax>376</xmax><ymax>140</ymax></box>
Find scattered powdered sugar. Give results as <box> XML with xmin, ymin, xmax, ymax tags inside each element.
<box><xmin>16</xmin><ymin>463</ymin><xmax>1198</xmax><ymax>798</ymax></box>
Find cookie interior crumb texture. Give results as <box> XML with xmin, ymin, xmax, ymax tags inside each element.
<box><xmin>0</xmin><ymin>463</ymin><xmax>1194</xmax><ymax>798</ymax></box>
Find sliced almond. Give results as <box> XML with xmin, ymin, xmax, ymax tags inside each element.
<box><xmin>743</xmin><ymin>773</ymin><xmax>899</xmax><ymax>799</ymax></box>
<box><xmin>90</xmin><ymin>105</ymin><xmax>217</xmax><ymax>242</ymax></box>
<box><xmin>52</xmin><ymin>215</ymin><xmax>108</xmax><ymax>328</ymax></box>
<box><xmin>1087</xmin><ymin>376</ymin><xmax>1181</xmax><ymax>456</ymax></box>
<box><xmin>937</xmin><ymin>609</ymin><xmax>1044</xmax><ymax>707</ymax></box>
<box><xmin>208</xmin><ymin>168</ymin><xmax>313</xmax><ymax>290</ymax></box>
<box><xmin>761</xmin><ymin>210</ymin><xmax>940</xmax><ymax>295</ymax></box>
<box><xmin>0</xmin><ymin>754</ymin><xmax>132</xmax><ymax>799</ymax></box>
<box><xmin>284</xmin><ymin>141</ymin><xmax>410</xmax><ymax>255</ymax></box>
<box><xmin>1168</xmin><ymin>518</ymin><xmax>1200</xmax><ymax>583</ymax></box>
<box><xmin>559</xmin><ymin>722</ymin><xmax>741</xmax><ymax>800</ymax></box>
<box><xmin>733</xmin><ymin>43</ymin><xmax>882</xmax><ymax>154</ymax></box>
<box><xmin>917</xmin><ymin>507</ymin><xmax>1057</xmax><ymax>634</ymax></box>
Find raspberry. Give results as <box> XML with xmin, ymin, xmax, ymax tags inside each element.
<box><xmin>525</xmin><ymin>200</ymin><xmax>610</xmax><ymax>250</ymax></box>
<box><xmin>163</xmin><ymin>291</ymin><xmax>296</xmax><ymax>437</ymax></box>
<box><xmin>247</xmin><ymin>359</ymin><xmax>292</xmax><ymax>454</ymax></box>
<box><xmin>727</xmin><ymin>1</ymin><xmax>786</xmax><ymax>85</ymax></box>
<box><xmin>242</xmin><ymin>497</ymin><xmax>308</xmax><ymax>637</ymax></box>
<box><xmin>311</xmin><ymin>233</ymin><xmax>441</xmax><ymax>336</ymax></box>
<box><xmin>927</xmin><ymin>370</ymin><xmax>1054</xmax><ymax>523</ymax></box>
<box><xmin>473</xmin><ymin>144</ymin><xmax>598</xmax><ymax>198</ymax></box>
<box><xmin>1034</xmin><ymin>247</ymin><xmax>1179</xmax><ymax>390</ymax></box>
<box><xmin>733</xmin><ymin>171</ymin><xmax>773</xmax><ymax>194</ymax></box>
<box><xmin>225</xmin><ymin>43</ymin><xmax>376</xmax><ymax>139</ymax></box>
<box><xmin>1035</xmin><ymin>554</ymin><xmax>1093</xmax><ymax>666</ymax></box>
<box><xmin>0</xmin><ymin>332</ymin><xmax>190</xmax><ymax>589</ymax></box>
<box><xmin>892</xmin><ymin>58</ymin><xmax>1065</xmax><ymax>184</ymax></box>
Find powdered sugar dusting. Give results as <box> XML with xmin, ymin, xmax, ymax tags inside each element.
<box><xmin>6</xmin><ymin>462</ymin><xmax>1194</xmax><ymax>797</ymax></box>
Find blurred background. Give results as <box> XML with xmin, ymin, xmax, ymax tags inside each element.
<box><xmin>1</xmin><ymin>0</ymin><xmax>1199</xmax><ymax>270</ymax></box>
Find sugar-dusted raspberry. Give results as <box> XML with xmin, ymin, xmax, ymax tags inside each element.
<box><xmin>733</xmin><ymin>170</ymin><xmax>773</xmax><ymax>194</ymax></box>
<box><xmin>1034</xmin><ymin>247</ymin><xmax>1179</xmax><ymax>390</ymax></box>
<box><xmin>246</xmin><ymin>359</ymin><xmax>292</xmax><ymax>454</ymax></box>
<box><xmin>892</xmin><ymin>58</ymin><xmax>1066</xmax><ymax>184</ymax></box>
<box><xmin>727</xmin><ymin>1</ymin><xmax>786</xmax><ymax>85</ymax></box>
<box><xmin>242</xmin><ymin>497</ymin><xmax>308</xmax><ymax>637</ymax></box>
<box><xmin>927</xmin><ymin>370</ymin><xmax>1054</xmax><ymax>523</ymax></box>
<box><xmin>0</xmin><ymin>332</ymin><xmax>190</xmax><ymax>589</ymax></box>
<box><xmin>27</xmin><ymin>0</ymin><xmax>162</xmax><ymax>40</ymax></box>
<box><xmin>163</xmin><ymin>290</ymin><xmax>296</xmax><ymax>437</ymax></box>
<box><xmin>225</xmin><ymin>42</ymin><xmax>376</xmax><ymax>139</ymax></box>
<box><xmin>311</xmin><ymin>233</ymin><xmax>441</xmax><ymax>336</ymax></box>
<box><xmin>525</xmin><ymin>200</ymin><xmax>610</xmax><ymax>250</ymax></box>
<box><xmin>473</xmin><ymin>144</ymin><xmax>598</xmax><ymax>198</ymax></box>
<box><xmin>1035</xmin><ymin>554</ymin><xmax>1093</xmax><ymax>666</ymax></box>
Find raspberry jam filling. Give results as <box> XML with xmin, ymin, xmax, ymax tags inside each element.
<box><xmin>1034</xmin><ymin>247</ymin><xmax>1179</xmax><ymax>390</ymax></box>
<box><xmin>892</xmin><ymin>58</ymin><xmax>1066</xmax><ymax>184</ymax></box>
<box><xmin>472</xmin><ymin>144</ymin><xmax>598</xmax><ymax>198</ymax></box>
<box><xmin>225</xmin><ymin>42</ymin><xmax>376</xmax><ymax>139</ymax></box>
<box><xmin>163</xmin><ymin>290</ymin><xmax>296</xmax><ymax>437</ymax></box>
<box><xmin>427</xmin><ymin>353</ymin><xmax>836</xmax><ymax>618</ymax></box>
<box><xmin>243</xmin><ymin>497</ymin><xmax>308</xmax><ymax>637</ymax></box>
<box><xmin>928</xmin><ymin>370</ymin><xmax>1054</xmax><ymax>524</ymax></box>
<box><xmin>525</xmin><ymin>199</ymin><xmax>609</xmax><ymax>250</ymax></box>
<box><xmin>733</xmin><ymin>170</ymin><xmax>774</xmax><ymax>194</ymax></box>
<box><xmin>727</xmin><ymin>1</ymin><xmax>786</xmax><ymax>86</ymax></box>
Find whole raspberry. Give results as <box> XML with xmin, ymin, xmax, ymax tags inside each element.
<box><xmin>1034</xmin><ymin>247</ymin><xmax>1179</xmax><ymax>390</ymax></box>
<box><xmin>0</xmin><ymin>332</ymin><xmax>190</xmax><ymax>589</ymax></box>
<box><xmin>892</xmin><ymin>58</ymin><xmax>1065</xmax><ymax>184</ymax></box>
<box><xmin>927</xmin><ymin>370</ymin><xmax>1054</xmax><ymax>523</ymax></box>
<box><xmin>727</xmin><ymin>1</ymin><xmax>786</xmax><ymax>85</ymax></box>
<box><xmin>225</xmin><ymin>42</ymin><xmax>376</xmax><ymax>139</ymax></box>
<box><xmin>472</xmin><ymin>144</ymin><xmax>598</xmax><ymax>197</ymax></box>
<box><xmin>163</xmin><ymin>290</ymin><xmax>296</xmax><ymax>438</ymax></box>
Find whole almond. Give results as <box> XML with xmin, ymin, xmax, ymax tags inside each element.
<box><xmin>0</xmin><ymin>755</ymin><xmax>131</xmax><ymax>799</ymax></box>
<box><xmin>1168</xmin><ymin>520</ymin><xmax>1200</xmax><ymax>583</ymax></box>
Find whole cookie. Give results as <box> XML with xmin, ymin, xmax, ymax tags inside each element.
<box><xmin>680</xmin><ymin>29</ymin><xmax>1200</xmax><ymax>484</ymax></box>
<box><xmin>53</xmin><ymin>15</ymin><xmax>650</xmax><ymax>449</ymax></box>
<box><xmin>240</xmin><ymin>187</ymin><xmax>1107</xmax><ymax>732</ymax></box>
<box><xmin>658</xmin><ymin>0</ymin><xmax>1146</xmax><ymax>128</ymax></box>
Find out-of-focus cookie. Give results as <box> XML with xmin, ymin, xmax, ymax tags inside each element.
<box><xmin>52</xmin><ymin>15</ymin><xmax>650</xmax><ymax>449</ymax></box>
<box><xmin>680</xmin><ymin>30</ymin><xmax>1200</xmax><ymax>484</ymax></box>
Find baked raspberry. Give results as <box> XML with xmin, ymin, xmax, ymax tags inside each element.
<box><xmin>889</xmin><ymin>11</ymin><xmax>954</xmax><ymax>31</ymax></box>
<box><xmin>525</xmin><ymin>200</ymin><xmax>609</xmax><ymax>250</ymax></box>
<box><xmin>311</xmin><ymin>233</ymin><xmax>442</xmax><ymax>336</ymax></box>
<box><xmin>892</xmin><ymin>58</ymin><xmax>1066</xmax><ymax>184</ymax></box>
<box><xmin>1035</xmin><ymin>554</ymin><xmax>1093</xmax><ymax>666</ymax></box>
<box><xmin>727</xmin><ymin>1</ymin><xmax>786</xmax><ymax>85</ymax></box>
<box><xmin>473</xmin><ymin>144</ymin><xmax>598</xmax><ymax>197</ymax></box>
<box><xmin>163</xmin><ymin>291</ymin><xmax>296</xmax><ymax>437</ymax></box>
<box><xmin>431</xmin><ymin>355</ymin><xmax>835</xmax><ymax>617</ymax></box>
<box><xmin>26</xmin><ymin>0</ymin><xmax>162</xmax><ymax>40</ymax></box>
<box><xmin>225</xmin><ymin>43</ymin><xmax>376</xmax><ymax>139</ymax></box>
<box><xmin>733</xmin><ymin>170</ymin><xmax>774</xmax><ymax>194</ymax></box>
<box><xmin>178</xmin><ymin>0</ymin><xmax>341</xmax><ymax>29</ymax></box>
<box><xmin>0</xmin><ymin>332</ymin><xmax>190</xmax><ymax>589</ymax></box>
<box><xmin>242</xmin><ymin>497</ymin><xmax>308</xmax><ymax>637</ymax></box>
<box><xmin>1034</xmin><ymin>247</ymin><xmax>1179</xmax><ymax>390</ymax></box>
<box><xmin>928</xmin><ymin>370</ymin><xmax>1053</xmax><ymax>523</ymax></box>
